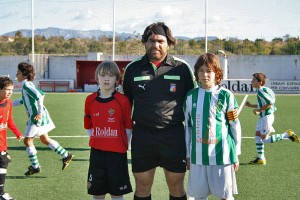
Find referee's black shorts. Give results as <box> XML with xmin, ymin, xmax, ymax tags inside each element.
<box><xmin>131</xmin><ymin>123</ymin><xmax>187</xmax><ymax>173</ymax></box>
<box><xmin>87</xmin><ymin>148</ymin><xmax>132</xmax><ymax>196</ymax></box>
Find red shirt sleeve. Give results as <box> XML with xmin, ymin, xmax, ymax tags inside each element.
<box><xmin>84</xmin><ymin>92</ymin><xmax>97</xmax><ymax>129</ymax></box>
<box><xmin>7</xmin><ymin>100</ymin><xmax>23</xmax><ymax>138</ymax></box>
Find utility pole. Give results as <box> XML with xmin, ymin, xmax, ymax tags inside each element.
<box><xmin>218</xmin><ymin>50</ymin><xmax>228</xmax><ymax>80</ymax></box>
<box><xmin>205</xmin><ymin>0</ymin><xmax>208</xmax><ymax>53</ymax></box>
<box><xmin>31</xmin><ymin>0</ymin><xmax>35</xmax><ymax>63</ymax></box>
<box><xmin>112</xmin><ymin>0</ymin><xmax>116</xmax><ymax>61</ymax></box>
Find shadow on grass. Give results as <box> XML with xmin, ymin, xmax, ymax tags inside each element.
<box><xmin>239</xmin><ymin>162</ymin><xmax>266</xmax><ymax>166</ymax></box>
<box><xmin>6</xmin><ymin>175</ymin><xmax>47</xmax><ymax>179</ymax></box>
<box><xmin>73</xmin><ymin>158</ymin><xmax>89</xmax><ymax>162</ymax></box>
<box><xmin>71</xmin><ymin>158</ymin><xmax>132</xmax><ymax>163</ymax></box>
<box><xmin>240</xmin><ymin>162</ymin><xmax>251</xmax><ymax>165</ymax></box>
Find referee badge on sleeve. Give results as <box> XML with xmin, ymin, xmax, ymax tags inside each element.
<box><xmin>170</xmin><ymin>83</ymin><xmax>176</xmax><ymax>92</ymax></box>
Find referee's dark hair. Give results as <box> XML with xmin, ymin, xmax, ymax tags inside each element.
<box><xmin>141</xmin><ymin>22</ymin><xmax>176</xmax><ymax>46</ymax></box>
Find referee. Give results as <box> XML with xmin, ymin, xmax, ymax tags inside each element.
<box><xmin>122</xmin><ymin>22</ymin><xmax>197</xmax><ymax>200</ymax></box>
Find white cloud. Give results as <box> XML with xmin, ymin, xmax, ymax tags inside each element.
<box><xmin>0</xmin><ymin>13</ymin><xmax>11</xmax><ymax>19</ymax></box>
<box><xmin>209</xmin><ymin>15</ymin><xmax>222</xmax><ymax>23</ymax></box>
<box><xmin>72</xmin><ymin>10</ymin><xmax>94</xmax><ymax>21</ymax></box>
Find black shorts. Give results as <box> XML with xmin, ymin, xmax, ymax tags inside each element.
<box><xmin>131</xmin><ymin>123</ymin><xmax>187</xmax><ymax>173</ymax></box>
<box><xmin>87</xmin><ymin>148</ymin><xmax>132</xmax><ymax>196</ymax></box>
<box><xmin>0</xmin><ymin>151</ymin><xmax>11</xmax><ymax>168</ymax></box>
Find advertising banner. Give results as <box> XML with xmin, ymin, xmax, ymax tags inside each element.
<box><xmin>221</xmin><ymin>79</ymin><xmax>300</xmax><ymax>94</ymax></box>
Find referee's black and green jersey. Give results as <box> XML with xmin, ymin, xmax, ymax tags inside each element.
<box><xmin>122</xmin><ymin>54</ymin><xmax>197</xmax><ymax>129</ymax></box>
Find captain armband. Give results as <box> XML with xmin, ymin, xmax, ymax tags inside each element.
<box><xmin>226</xmin><ymin>109</ymin><xmax>238</xmax><ymax>123</ymax></box>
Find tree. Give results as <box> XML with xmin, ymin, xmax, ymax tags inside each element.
<box><xmin>0</xmin><ymin>34</ymin><xmax>299</xmax><ymax>56</ymax></box>
<box><xmin>15</xmin><ymin>31</ymin><xmax>22</xmax><ymax>38</ymax></box>
<box><xmin>281</xmin><ymin>37</ymin><xmax>300</xmax><ymax>55</ymax></box>
<box><xmin>224</xmin><ymin>40</ymin><xmax>237</xmax><ymax>54</ymax></box>
<box><xmin>14</xmin><ymin>37</ymin><xmax>29</xmax><ymax>55</ymax></box>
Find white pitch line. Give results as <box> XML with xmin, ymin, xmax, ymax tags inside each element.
<box><xmin>7</xmin><ymin>135</ymin><xmax>89</xmax><ymax>139</ymax></box>
<box><xmin>7</xmin><ymin>136</ymin><xmax>255</xmax><ymax>139</ymax></box>
<box><xmin>237</xmin><ymin>94</ymin><xmax>248</xmax><ymax>115</ymax></box>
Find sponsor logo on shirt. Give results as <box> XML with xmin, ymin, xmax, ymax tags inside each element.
<box><xmin>107</xmin><ymin>117</ymin><xmax>115</xmax><ymax>123</ymax></box>
<box><xmin>0</xmin><ymin>122</ymin><xmax>7</xmax><ymax>130</ymax></box>
<box><xmin>195</xmin><ymin>116</ymin><xmax>218</xmax><ymax>144</ymax></box>
<box><xmin>92</xmin><ymin>127</ymin><xmax>118</xmax><ymax>137</ymax></box>
<box><xmin>196</xmin><ymin>137</ymin><xmax>218</xmax><ymax>144</ymax></box>
<box><xmin>93</xmin><ymin>112</ymin><xmax>100</xmax><ymax>117</ymax></box>
<box><xmin>119</xmin><ymin>185</ymin><xmax>128</xmax><ymax>191</ymax></box>
<box><xmin>138</xmin><ymin>84</ymin><xmax>146</xmax><ymax>90</ymax></box>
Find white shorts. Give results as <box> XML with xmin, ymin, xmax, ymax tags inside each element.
<box><xmin>25</xmin><ymin>121</ymin><xmax>55</xmax><ymax>137</ymax></box>
<box><xmin>256</xmin><ymin>114</ymin><xmax>275</xmax><ymax>135</ymax></box>
<box><xmin>187</xmin><ymin>164</ymin><xmax>238</xmax><ymax>199</ymax></box>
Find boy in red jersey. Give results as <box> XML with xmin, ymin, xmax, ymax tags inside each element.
<box><xmin>84</xmin><ymin>61</ymin><xmax>133</xmax><ymax>200</ymax></box>
<box><xmin>0</xmin><ymin>77</ymin><xmax>23</xmax><ymax>200</ymax></box>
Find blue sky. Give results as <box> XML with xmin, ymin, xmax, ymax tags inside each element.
<box><xmin>0</xmin><ymin>0</ymin><xmax>299</xmax><ymax>41</ymax></box>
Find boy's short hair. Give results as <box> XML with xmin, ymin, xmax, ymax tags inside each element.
<box><xmin>253</xmin><ymin>73</ymin><xmax>266</xmax><ymax>86</ymax></box>
<box><xmin>94</xmin><ymin>61</ymin><xmax>120</xmax><ymax>82</ymax></box>
<box><xmin>0</xmin><ymin>76</ymin><xmax>13</xmax><ymax>89</ymax></box>
<box><xmin>194</xmin><ymin>53</ymin><xmax>223</xmax><ymax>85</ymax></box>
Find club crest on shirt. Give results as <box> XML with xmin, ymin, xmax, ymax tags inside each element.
<box><xmin>108</xmin><ymin>108</ymin><xmax>115</xmax><ymax>116</ymax></box>
<box><xmin>212</xmin><ymin>100</ymin><xmax>223</xmax><ymax>113</ymax></box>
<box><xmin>170</xmin><ymin>83</ymin><xmax>176</xmax><ymax>92</ymax></box>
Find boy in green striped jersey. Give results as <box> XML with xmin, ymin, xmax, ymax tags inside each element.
<box><xmin>245</xmin><ymin>73</ymin><xmax>299</xmax><ymax>165</ymax></box>
<box><xmin>185</xmin><ymin>53</ymin><xmax>241</xmax><ymax>200</ymax></box>
<box><xmin>13</xmin><ymin>62</ymin><xmax>74</xmax><ymax>175</ymax></box>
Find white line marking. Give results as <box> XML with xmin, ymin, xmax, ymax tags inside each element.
<box><xmin>7</xmin><ymin>135</ymin><xmax>89</xmax><ymax>139</ymax></box>
<box><xmin>7</xmin><ymin>136</ymin><xmax>255</xmax><ymax>139</ymax></box>
<box><xmin>237</xmin><ymin>94</ymin><xmax>248</xmax><ymax>115</ymax></box>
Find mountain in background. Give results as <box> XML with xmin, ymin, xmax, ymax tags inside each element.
<box><xmin>2</xmin><ymin>27</ymin><xmax>134</xmax><ymax>40</ymax></box>
<box><xmin>1</xmin><ymin>27</ymin><xmax>221</xmax><ymax>41</ymax></box>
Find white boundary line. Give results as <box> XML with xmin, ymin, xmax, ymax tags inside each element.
<box><xmin>7</xmin><ymin>135</ymin><xmax>89</xmax><ymax>139</ymax></box>
<box><xmin>237</xmin><ymin>94</ymin><xmax>248</xmax><ymax>115</ymax></box>
<box><xmin>7</xmin><ymin>136</ymin><xmax>255</xmax><ymax>139</ymax></box>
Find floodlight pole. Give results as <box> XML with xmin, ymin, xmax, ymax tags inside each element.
<box><xmin>218</xmin><ymin>50</ymin><xmax>228</xmax><ymax>80</ymax></box>
<box><xmin>31</xmin><ymin>0</ymin><xmax>35</xmax><ymax>63</ymax></box>
<box><xmin>205</xmin><ymin>0</ymin><xmax>208</xmax><ymax>53</ymax></box>
<box><xmin>112</xmin><ymin>0</ymin><xmax>116</xmax><ymax>61</ymax></box>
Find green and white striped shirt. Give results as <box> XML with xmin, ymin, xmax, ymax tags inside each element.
<box><xmin>14</xmin><ymin>79</ymin><xmax>52</xmax><ymax>126</ymax></box>
<box><xmin>185</xmin><ymin>85</ymin><xmax>241</xmax><ymax>165</ymax></box>
<box><xmin>256</xmin><ymin>86</ymin><xmax>277</xmax><ymax>118</ymax></box>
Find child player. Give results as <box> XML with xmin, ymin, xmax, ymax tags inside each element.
<box><xmin>185</xmin><ymin>53</ymin><xmax>241</xmax><ymax>200</ymax></box>
<box><xmin>84</xmin><ymin>61</ymin><xmax>133</xmax><ymax>200</ymax></box>
<box><xmin>246</xmin><ymin>73</ymin><xmax>299</xmax><ymax>165</ymax></box>
<box><xmin>0</xmin><ymin>76</ymin><xmax>23</xmax><ymax>200</ymax></box>
<box><xmin>13</xmin><ymin>62</ymin><xmax>74</xmax><ymax>175</ymax></box>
